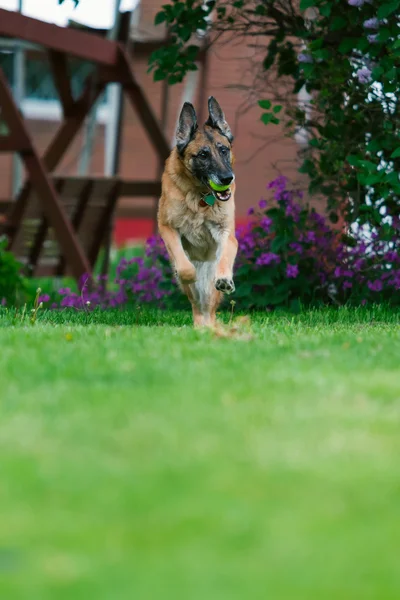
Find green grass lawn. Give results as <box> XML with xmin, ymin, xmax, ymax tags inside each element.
<box><xmin>0</xmin><ymin>306</ymin><xmax>400</xmax><ymax>599</ymax></box>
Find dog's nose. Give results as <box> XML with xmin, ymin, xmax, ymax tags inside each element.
<box><xmin>220</xmin><ymin>174</ymin><xmax>234</xmax><ymax>186</ymax></box>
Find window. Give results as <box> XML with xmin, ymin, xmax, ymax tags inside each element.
<box><xmin>0</xmin><ymin>48</ymin><xmax>109</xmax><ymax>122</ymax></box>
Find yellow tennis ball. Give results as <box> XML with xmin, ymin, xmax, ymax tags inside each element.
<box><xmin>209</xmin><ymin>179</ymin><xmax>231</xmax><ymax>192</ymax></box>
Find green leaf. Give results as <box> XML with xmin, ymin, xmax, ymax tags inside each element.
<box><xmin>330</xmin><ymin>16</ymin><xmax>347</xmax><ymax>31</ymax></box>
<box><xmin>319</xmin><ymin>4</ymin><xmax>331</xmax><ymax>17</ymax></box>
<box><xmin>263</xmin><ymin>39</ymin><xmax>278</xmax><ymax>71</ymax></box>
<box><xmin>386</xmin><ymin>66</ymin><xmax>397</xmax><ymax>81</ymax></box>
<box><xmin>383</xmin><ymin>171</ymin><xmax>399</xmax><ymax>185</ymax></box>
<box><xmin>253</xmin><ymin>272</ymin><xmax>273</xmax><ymax>285</ymax></box>
<box><xmin>339</xmin><ymin>38</ymin><xmax>356</xmax><ymax>54</ymax></box>
<box><xmin>180</xmin><ymin>26</ymin><xmax>192</xmax><ymax>42</ymax></box>
<box><xmin>168</xmin><ymin>74</ymin><xmax>183</xmax><ymax>85</ymax></box>
<box><xmin>358</xmin><ymin>160</ymin><xmax>377</xmax><ymax>172</ymax></box>
<box><xmin>313</xmin><ymin>48</ymin><xmax>331</xmax><ymax>61</ymax></box>
<box><xmin>309</xmin><ymin>39</ymin><xmax>324</xmax><ymax>50</ymax></box>
<box><xmin>299</xmin><ymin>0</ymin><xmax>316</xmax><ymax>10</ymax></box>
<box><xmin>391</xmin><ymin>148</ymin><xmax>400</xmax><ymax>159</ymax></box>
<box><xmin>346</xmin><ymin>155</ymin><xmax>360</xmax><ymax>167</ymax></box>
<box><xmin>301</xmin><ymin>63</ymin><xmax>315</xmax><ymax>77</ymax></box>
<box><xmin>255</xmin><ymin>4</ymin><xmax>267</xmax><ymax>15</ymax></box>
<box><xmin>299</xmin><ymin>158</ymin><xmax>316</xmax><ymax>175</ymax></box>
<box><xmin>267</xmin><ymin>289</ymin><xmax>290</xmax><ymax>306</ymax></box>
<box><xmin>154</xmin><ymin>69</ymin><xmax>166</xmax><ymax>82</ymax></box>
<box><xmin>261</xmin><ymin>113</ymin><xmax>272</xmax><ymax>125</ymax></box>
<box><xmin>271</xmin><ymin>237</ymin><xmax>286</xmax><ymax>252</ymax></box>
<box><xmin>378</xmin><ymin>1</ymin><xmax>400</xmax><ymax>19</ymax></box>
<box><xmin>258</xmin><ymin>99</ymin><xmax>271</xmax><ymax>109</ymax></box>
<box><xmin>273</xmin><ymin>105</ymin><xmax>283</xmax><ymax>114</ymax></box>
<box><xmin>235</xmin><ymin>282</ymin><xmax>252</xmax><ymax>297</ymax></box>
<box><xmin>372</xmin><ymin>66</ymin><xmax>384</xmax><ymax>79</ymax></box>
<box><xmin>154</xmin><ymin>11</ymin><xmax>166</xmax><ymax>25</ymax></box>
<box><xmin>378</xmin><ymin>28</ymin><xmax>391</xmax><ymax>42</ymax></box>
<box><xmin>363</xmin><ymin>173</ymin><xmax>383</xmax><ymax>185</ymax></box>
<box><xmin>355</xmin><ymin>37</ymin><xmax>369</xmax><ymax>51</ymax></box>
<box><xmin>366</xmin><ymin>139</ymin><xmax>381</xmax><ymax>153</ymax></box>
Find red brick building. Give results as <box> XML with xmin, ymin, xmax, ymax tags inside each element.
<box><xmin>0</xmin><ymin>1</ymin><xmax>305</xmax><ymax>245</ymax></box>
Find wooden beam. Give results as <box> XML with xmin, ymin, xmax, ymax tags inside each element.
<box><xmin>48</xmin><ymin>50</ymin><xmax>74</xmax><ymax>117</ymax></box>
<box><xmin>0</xmin><ymin>9</ymin><xmax>119</xmax><ymax>66</ymax></box>
<box><xmin>56</xmin><ymin>180</ymin><xmax>94</xmax><ymax>276</ymax></box>
<box><xmin>116</xmin><ymin>45</ymin><xmax>170</xmax><ymax>163</ymax></box>
<box><xmin>29</xmin><ymin>179</ymin><xmax>65</xmax><ymax>273</ymax></box>
<box><xmin>0</xmin><ymin>69</ymin><xmax>91</xmax><ymax>281</ymax></box>
<box><xmin>0</xmin><ymin>134</ymin><xmax>30</xmax><ymax>153</ymax></box>
<box><xmin>4</xmin><ymin>75</ymin><xmax>105</xmax><ymax>247</ymax></box>
<box><xmin>88</xmin><ymin>182</ymin><xmax>121</xmax><ymax>267</ymax></box>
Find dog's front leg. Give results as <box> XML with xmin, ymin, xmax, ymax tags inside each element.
<box><xmin>158</xmin><ymin>223</ymin><xmax>197</xmax><ymax>284</ymax></box>
<box><xmin>215</xmin><ymin>232</ymin><xmax>238</xmax><ymax>295</ymax></box>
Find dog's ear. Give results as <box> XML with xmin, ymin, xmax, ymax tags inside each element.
<box><xmin>176</xmin><ymin>102</ymin><xmax>198</xmax><ymax>155</ymax></box>
<box><xmin>205</xmin><ymin>96</ymin><xmax>233</xmax><ymax>143</ymax></box>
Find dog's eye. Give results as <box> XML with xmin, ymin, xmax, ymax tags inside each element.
<box><xmin>219</xmin><ymin>146</ymin><xmax>229</xmax><ymax>155</ymax></box>
<box><xmin>198</xmin><ymin>149</ymin><xmax>209</xmax><ymax>159</ymax></box>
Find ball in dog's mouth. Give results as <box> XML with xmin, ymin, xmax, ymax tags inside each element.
<box><xmin>208</xmin><ymin>179</ymin><xmax>232</xmax><ymax>202</ymax></box>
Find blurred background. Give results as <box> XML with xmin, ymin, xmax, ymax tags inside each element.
<box><xmin>0</xmin><ymin>0</ymin><xmax>306</xmax><ymax>247</ymax></box>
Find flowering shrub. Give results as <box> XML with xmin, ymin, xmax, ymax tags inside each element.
<box><xmin>51</xmin><ymin>240</ymin><xmax>183</xmax><ymax>311</ymax></box>
<box><xmin>235</xmin><ymin>176</ymin><xmax>400</xmax><ymax>309</ymax></box>
<box><xmin>149</xmin><ymin>0</ymin><xmax>400</xmax><ymax>232</ymax></box>
<box><xmin>49</xmin><ymin>176</ymin><xmax>400</xmax><ymax>312</ymax></box>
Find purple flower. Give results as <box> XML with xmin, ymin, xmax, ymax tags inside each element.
<box><xmin>285</xmin><ymin>203</ymin><xmax>301</xmax><ymax>221</ymax></box>
<box><xmin>356</xmin><ymin>67</ymin><xmax>372</xmax><ymax>84</ymax></box>
<box><xmin>268</xmin><ymin>176</ymin><xmax>287</xmax><ymax>190</ymax></box>
<box><xmin>260</xmin><ymin>216</ymin><xmax>272</xmax><ymax>231</ymax></box>
<box><xmin>367</xmin><ymin>34</ymin><xmax>378</xmax><ymax>43</ymax></box>
<box><xmin>38</xmin><ymin>294</ymin><xmax>50</xmax><ymax>303</ymax></box>
<box><xmin>384</xmin><ymin>251</ymin><xmax>398</xmax><ymax>263</ymax></box>
<box><xmin>247</xmin><ymin>207</ymin><xmax>255</xmax><ymax>216</ymax></box>
<box><xmin>348</xmin><ymin>0</ymin><xmax>365</xmax><ymax>5</ymax></box>
<box><xmin>290</xmin><ymin>242</ymin><xmax>303</xmax><ymax>255</ymax></box>
<box><xmin>286</xmin><ymin>264</ymin><xmax>299</xmax><ymax>279</ymax></box>
<box><xmin>334</xmin><ymin>266</ymin><xmax>343</xmax><ymax>277</ymax></box>
<box><xmin>343</xmin><ymin>281</ymin><xmax>353</xmax><ymax>289</ymax></box>
<box><xmin>367</xmin><ymin>279</ymin><xmax>383</xmax><ymax>292</ymax></box>
<box><xmin>298</xmin><ymin>53</ymin><xmax>313</xmax><ymax>64</ymax></box>
<box><xmin>256</xmin><ymin>252</ymin><xmax>280</xmax><ymax>266</ymax></box>
<box><xmin>363</xmin><ymin>18</ymin><xmax>380</xmax><ymax>29</ymax></box>
<box><xmin>388</xmin><ymin>271</ymin><xmax>400</xmax><ymax>290</ymax></box>
<box><xmin>259</xmin><ymin>199</ymin><xmax>267</xmax><ymax>209</ymax></box>
<box><xmin>305</xmin><ymin>231</ymin><xmax>316</xmax><ymax>243</ymax></box>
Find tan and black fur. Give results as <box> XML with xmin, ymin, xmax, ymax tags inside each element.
<box><xmin>158</xmin><ymin>97</ymin><xmax>238</xmax><ymax>327</ymax></box>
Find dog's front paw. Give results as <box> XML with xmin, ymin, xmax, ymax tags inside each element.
<box><xmin>215</xmin><ymin>277</ymin><xmax>235</xmax><ymax>295</ymax></box>
<box><xmin>177</xmin><ymin>263</ymin><xmax>197</xmax><ymax>284</ymax></box>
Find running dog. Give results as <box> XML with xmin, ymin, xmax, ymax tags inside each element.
<box><xmin>158</xmin><ymin>96</ymin><xmax>238</xmax><ymax>327</ymax></box>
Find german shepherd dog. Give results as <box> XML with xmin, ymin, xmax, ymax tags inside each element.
<box><xmin>158</xmin><ymin>97</ymin><xmax>238</xmax><ymax>327</ymax></box>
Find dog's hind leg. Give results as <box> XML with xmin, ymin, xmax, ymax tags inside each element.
<box><xmin>188</xmin><ymin>261</ymin><xmax>223</xmax><ymax>327</ymax></box>
<box><xmin>181</xmin><ymin>283</ymin><xmax>205</xmax><ymax>327</ymax></box>
<box><xmin>203</xmin><ymin>287</ymin><xmax>223</xmax><ymax>327</ymax></box>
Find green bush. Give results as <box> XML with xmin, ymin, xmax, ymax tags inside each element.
<box><xmin>0</xmin><ymin>237</ymin><xmax>25</xmax><ymax>306</ymax></box>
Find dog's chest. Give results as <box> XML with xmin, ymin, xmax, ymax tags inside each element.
<box><xmin>176</xmin><ymin>206</ymin><xmax>224</xmax><ymax>261</ymax></box>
